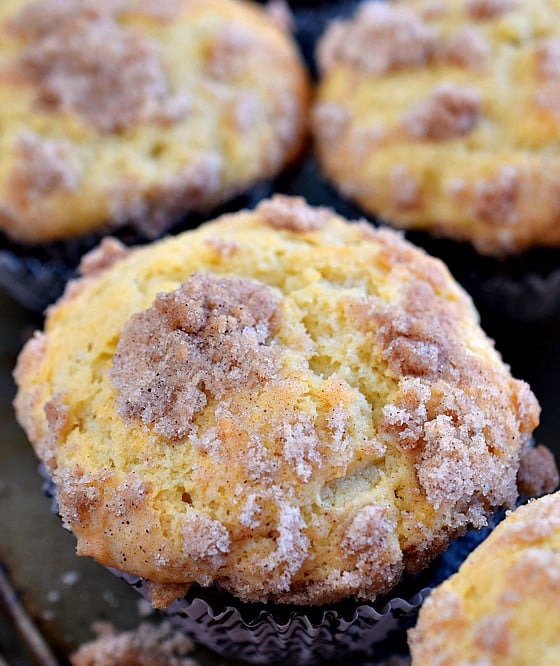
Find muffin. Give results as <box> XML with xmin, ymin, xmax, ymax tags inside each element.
<box><xmin>409</xmin><ymin>490</ymin><xmax>560</xmax><ymax>665</ymax></box>
<box><xmin>14</xmin><ymin>196</ymin><xmax>539</xmax><ymax>661</ymax></box>
<box><xmin>0</xmin><ymin>0</ymin><xmax>309</xmax><ymax>310</ymax></box>
<box><xmin>312</xmin><ymin>0</ymin><xmax>560</xmax><ymax>257</ymax></box>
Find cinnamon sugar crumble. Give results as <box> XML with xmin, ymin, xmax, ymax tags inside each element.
<box><xmin>389</xmin><ymin>165</ymin><xmax>422</xmax><ymax>211</ymax></box>
<box><xmin>110</xmin><ymin>272</ymin><xmax>282</xmax><ymax>439</ymax></box>
<box><xmin>70</xmin><ymin>620</ymin><xmax>198</xmax><ymax>666</ymax></box>
<box><xmin>203</xmin><ymin>237</ymin><xmax>240</xmax><ymax>258</ymax></box>
<box><xmin>206</xmin><ymin>25</ymin><xmax>253</xmax><ymax>80</ymax></box>
<box><xmin>108</xmin><ymin>474</ymin><xmax>150</xmax><ymax>517</ymax></box>
<box><xmin>518</xmin><ymin>444</ymin><xmax>559</xmax><ymax>497</ymax></box>
<box><xmin>10</xmin><ymin>1</ymin><xmax>187</xmax><ymax>133</ymax></box>
<box><xmin>265</xmin><ymin>0</ymin><xmax>294</xmax><ymax>33</ymax></box>
<box><xmin>10</xmin><ymin>132</ymin><xmax>81</xmax><ymax>204</ymax></box>
<box><xmin>256</xmin><ymin>195</ymin><xmax>331</xmax><ymax>232</ymax></box>
<box><xmin>535</xmin><ymin>39</ymin><xmax>560</xmax><ymax>79</ymax></box>
<box><xmin>312</xmin><ymin>102</ymin><xmax>350</xmax><ymax>142</ymax></box>
<box><xmin>403</xmin><ymin>84</ymin><xmax>482</xmax><ymax>140</ymax></box>
<box><xmin>474</xmin><ymin>613</ymin><xmax>512</xmax><ymax>656</ymax></box>
<box><xmin>472</xmin><ymin>166</ymin><xmax>520</xmax><ymax>226</ymax></box>
<box><xmin>79</xmin><ymin>238</ymin><xmax>130</xmax><ymax>277</ymax></box>
<box><xmin>441</xmin><ymin>27</ymin><xmax>490</xmax><ymax>70</ymax></box>
<box><xmin>465</xmin><ymin>0</ymin><xmax>517</xmax><ymax>20</ymax></box>
<box><xmin>317</xmin><ymin>3</ymin><xmax>437</xmax><ymax>75</ymax></box>
<box><xmin>181</xmin><ymin>512</ymin><xmax>230</xmax><ymax>580</ymax></box>
<box><xmin>54</xmin><ymin>467</ymin><xmax>111</xmax><ymax>529</ymax></box>
<box><xmin>109</xmin><ymin>153</ymin><xmax>222</xmax><ymax>238</ymax></box>
<box><xmin>341</xmin><ymin>505</ymin><xmax>403</xmax><ymax>590</ymax></box>
<box><xmin>257</xmin><ymin>502</ymin><xmax>309</xmax><ymax>594</ymax></box>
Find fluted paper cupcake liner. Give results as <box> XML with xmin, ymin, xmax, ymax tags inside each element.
<box><xmin>112</xmin><ymin>570</ymin><xmax>430</xmax><ymax>665</ymax></box>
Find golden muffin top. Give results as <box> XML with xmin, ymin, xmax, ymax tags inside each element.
<box><xmin>313</xmin><ymin>0</ymin><xmax>560</xmax><ymax>255</ymax></box>
<box><xmin>0</xmin><ymin>0</ymin><xmax>308</xmax><ymax>242</ymax></box>
<box><xmin>14</xmin><ymin>197</ymin><xmax>539</xmax><ymax>606</ymax></box>
<box><xmin>410</xmin><ymin>490</ymin><xmax>560</xmax><ymax>666</ymax></box>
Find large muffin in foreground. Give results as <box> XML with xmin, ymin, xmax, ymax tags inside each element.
<box><xmin>14</xmin><ymin>196</ymin><xmax>539</xmax><ymax>608</ymax></box>
<box><xmin>313</xmin><ymin>0</ymin><xmax>560</xmax><ymax>256</ymax></box>
<box><xmin>409</xmin><ymin>490</ymin><xmax>560</xmax><ymax>665</ymax></box>
<box><xmin>0</xmin><ymin>0</ymin><xmax>308</xmax><ymax>243</ymax></box>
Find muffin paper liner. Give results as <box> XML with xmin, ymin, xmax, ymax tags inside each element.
<box><xmin>110</xmin><ymin>570</ymin><xmax>429</xmax><ymax>665</ymax></box>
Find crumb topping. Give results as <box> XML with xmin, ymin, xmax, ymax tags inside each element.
<box><xmin>79</xmin><ymin>238</ymin><xmax>130</xmax><ymax>277</ymax></box>
<box><xmin>403</xmin><ymin>83</ymin><xmax>482</xmax><ymax>140</ymax></box>
<box><xmin>53</xmin><ymin>467</ymin><xmax>111</xmax><ymax>530</ymax></box>
<box><xmin>498</xmin><ymin>495</ymin><xmax>560</xmax><ymax>546</ymax></box>
<box><xmin>390</xmin><ymin>165</ymin><xmax>422</xmax><ymax>211</ymax></box>
<box><xmin>108</xmin><ymin>473</ymin><xmax>150</xmax><ymax>517</ymax></box>
<box><xmin>10</xmin><ymin>1</ymin><xmax>186</xmax><ymax>133</ymax></box>
<box><xmin>70</xmin><ymin>620</ymin><xmax>197</xmax><ymax>666</ymax></box>
<box><xmin>206</xmin><ymin>25</ymin><xmax>254</xmax><ymax>80</ymax></box>
<box><xmin>109</xmin><ymin>154</ymin><xmax>222</xmax><ymax>239</ymax></box>
<box><xmin>535</xmin><ymin>39</ymin><xmax>560</xmax><ymax>79</ymax></box>
<box><xmin>9</xmin><ymin>132</ymin><xmax>81</xmax><ymax>207</ymax></box>
<box><xmin>256</xmin><ymin>195</ymin><xmax>331</xmax><ymax>232</ymax></box>
<box><xmin>181</xmin><ymin>512</ymin><xmax>230</xmax><ymax>583</ymax></box>
<box><xmin>473</xmin><ymin>613</ymin><xmax>512</xmax><ymax>656</ymax></box>
<box><xmin>472</xmin><ymin>166</ymin><xmax>520</xmax><ymax>226</ymax></box>
<box><xmin>317</xmin><ymin>3</ymin><xmax>437</xmax><ymax>75</ymax></box>
<box><xmin>110</xmin><ymin>272</ymin><xmax>282</xmax><ymax>439</ymax></box>
<box><xmin>465</xmin><ymin>0</ymin><xmax>517</xmax><ymax>20</ymax></box>
<box><xmin>265</xmin><ymin>0</ymin><xmax>294</xmax><ymax>33</ymax></box>
<box><xmin>518</xmin><ymin>444</ymin><xmax>560</xmax><ymax>497</ymax></box>
<box><xmin>441</xmin><ymin>27</ymin><xmax>490</xmax><ymax>70</ymax></box>
<box><xmin>203</xmin><ymin>237</ymin><xmax>240</xmax><ymax>258</ymax></box>
<box><xmin>341</xmin><ymin>504</ymin><xmax>403</xmax><ymax>591</ymax></box>
<box><xmin>256</xmin><ymin>502</ymin><xmax>310</xmax><ymax>594</ymax></box>
<box><xmin>311</xmin><ymin>102</ymin><xmax>350</xmax><ymax>143</ymax></box>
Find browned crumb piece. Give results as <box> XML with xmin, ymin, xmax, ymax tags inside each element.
<box><xmin>389</xmin><ymin>165</ymin><xmax>422</xmax><ymax>211</ymax></box>
<box><xmin>518</xmin><ymin>445</ymin><xmax>560</xmax><ymax>497</ymax></box>
<box><xmin>70</xmin><ymin>620</ymin><xmax>198</xmax><ymax>666</ymax></box>
<box><xmin>465</xmin><ymin>0</ymin><xmax>517</xmax><ymax>20</ymax></box>
<box><xmin>109</xmin><ymin>154</ymin><xmax>222</xmax><ymax>239</ymax></box>
<box><xmin>441</xmin><ymin>27</ymin><xmax>490</xmax><ymax>70</ymax></box>
<box><xmin>110</xmin><ymin>272</ymin><xmax>282</xmax><ymax>439</ymax></box>
<box><xmin>341</xmin><ymin>504</ymin><xmax>403</xmax><ymax>594</ymax></box>
<box><xmin>256</xmin><ymin>194</ymin><xmax>331</xmax><ymax>232</ymax></box>
<box><xmin>203</xmin><ymin>237</ymin><xmax>240</xmax><ymax>258</ymax></box>
<box><xmin>10</xmin><ymin>1</ymin><xmax>187</xmax><ymax>133</ymax></box>
<box><xmin>265</xmin><ymin>0</ymin><xmax>294</xmax><ymax>33</ymax></box>
<box><xmin>403</xmin><ymin>83</ymin><xmax>482</xmax><ymax>141</ymax></box>
<box><xmin>454</xmin><ymin>166</ymin><xmax>520</xmax><ymax>226</ymax></box>
<box><xmin>317</xmin><ymin>3</ymin><xmax>436</xmax><ymax>75</ymax></box>
<box><xmin>311</xmin><ymin>102</ymin><xmax>350</xmax><ymax>143</ymax></box>
<box><xmin>146</xmin><ymin>582</ymin><xmax>190</xmax><ymax>610</ymax></box>
<box><xmin>535</xmin><ymin>39</ymin><xmax>560</xmax><ymax>79</ymax></box>
<box><xmin>9</xmin><ymin>132</ymin><xmax>81</xmax><ymax>206</ymax></box>
<box><xmin>79</xmin><ymin>238</ymin><xmax>130</xmax><ymax>277</ymax></box>
<box><xmin>205</xmin><ymin>25</ymin><xmax>254</xmax><ymax>80</ymax></box>
<box><xmin>53</xmin><ymin>467</ymin><xmax>111</xmax><ymax>530</ymax></box>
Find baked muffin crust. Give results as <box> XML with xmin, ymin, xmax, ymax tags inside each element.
<box><xmin>14</xmin><ymin>197</ymin><xmax>539</xmax><ymax>605</ymax></box>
